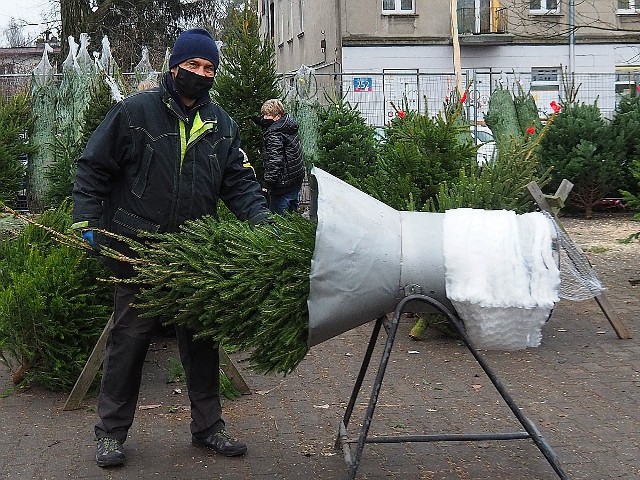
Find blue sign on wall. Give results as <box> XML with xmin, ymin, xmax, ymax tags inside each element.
<box><xmin>353</xmin><ymin>77</ymin><xmax>373</xmax><ymax>92</ymax></box>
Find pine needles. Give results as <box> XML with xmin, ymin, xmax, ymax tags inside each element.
<box><xmin>129</xmin><ymin>213</ymin><xmax>316</xmax><ymax>375</ymax></box>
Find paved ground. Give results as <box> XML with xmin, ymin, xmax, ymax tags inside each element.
<box><xmin>1</xmin><ymin>213</ymin><xmax>640</xmax><ymax>479</ymax></box>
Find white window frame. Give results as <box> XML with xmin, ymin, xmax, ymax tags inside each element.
<box><xmin>529</xmin><ymin>0</ymin><xmax>560</xmax><ymax>14</ymax></box>
<box><xmin>617</xmin><ymin>0</ymin><xmax>638</xmax><ymax>13</ymax></box>
<box><xmin>382</xmin><ymin>0</ymin><xmax>415</xmax><ymax>15</ymax></box>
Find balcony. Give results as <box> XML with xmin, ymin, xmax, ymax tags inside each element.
<box><xmin>456</xmin><ymin>6</ymin><xmax>513</xmax><ymax>45</ymax></box>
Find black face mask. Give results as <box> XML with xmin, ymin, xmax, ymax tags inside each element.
<box><xmin>174</xmin><ymin>66</ymin><xmax>215</xmax><ymax>100</ymax></box>
<box><xmin>254</xmin><ymin>116</ymin><xmax>275</xmax><ymax>129</ymax></box>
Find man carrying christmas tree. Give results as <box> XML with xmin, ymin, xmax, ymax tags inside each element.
<box><xmin>72</xmin><ymin>28</ymin><xmax>269</xmax><ymax>468</ymax></box>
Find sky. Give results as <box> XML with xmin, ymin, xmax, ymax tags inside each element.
<box><xmin>0</xmin><ymin>0</ymin><xmax>57</xmax><ymax>46</ymax></box>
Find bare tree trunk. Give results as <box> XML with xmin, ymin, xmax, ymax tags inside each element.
<box><xmin>59</xmin><ymin>0</ymin><xmax>91</xmax><ymax>60</ymax></box>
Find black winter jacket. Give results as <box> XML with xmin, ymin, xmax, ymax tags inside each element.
<box><xmin>72</xmin><ymin>74</ymin><xmax>268</xmax><ymax>277</ymax></box>
<box><xmin>261</xmin><ymin>114</ymin><xmax>305</xmax><ymax>195</ymax></box>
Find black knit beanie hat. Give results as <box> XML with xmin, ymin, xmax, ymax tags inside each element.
<box><xmin>169</xmin><ymin>28</ymin><xmax>219</xmax><ymax>70</ymax></box>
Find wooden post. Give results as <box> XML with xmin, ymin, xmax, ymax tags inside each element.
<box><xmin>219</xmin><ymin>347</ymin><xmax>251</xmax><ymax>395</ymax></box>
<box><xmin>450</xmin><ymin>0</ymin><xmax>463</xmax><ymax>95</ymax></box>
<box><xmin>64</xmin><ymin>315</ymin><xmax>252</xmax><ymax>411</ymax></box>
<box><xmin>526</xmin><ymin>180</ymin><xmax>631</xmax><ymax>340</ymax></box>
<box><xmin>63</xmin><ymin>314</ymin><xmax>113</xmax><ymax>410</ymax></box>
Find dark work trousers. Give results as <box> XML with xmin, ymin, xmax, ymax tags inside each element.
<box><xmin>95</xmin><ymin>283</ymin><xmax>224</xmax><ymax>443</ymax></box>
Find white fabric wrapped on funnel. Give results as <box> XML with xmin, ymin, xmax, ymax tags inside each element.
<box><xmin>443</xmin><ymin>208</ymin><xmax>560</xmax><ymax>349</ymax></box>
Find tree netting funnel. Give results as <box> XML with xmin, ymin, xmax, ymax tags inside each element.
<box><xmin>306</xmin><ymin>167</ymin><xmax>563</xmax><ymax>351</ymax></box>
<box><xmin>307</xmin><ymin>167</ymin><xmax>452</xmax><ymax>347</ymax></box>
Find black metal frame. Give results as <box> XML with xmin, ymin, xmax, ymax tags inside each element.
<box><xmin>335</xmin><ymin>294</ymin><xmax>569</xmax><ymax>480</ymax></box>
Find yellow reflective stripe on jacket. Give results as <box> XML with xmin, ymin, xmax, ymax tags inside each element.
<box><xmin>179</xmin><ymin>121</ymin><xmax>187</xmax><ymax>169</ymax></box>
<box><xmin>179</xmin><ymin>111</ymin><xmax>215</xmax><ymax>171</ymax></box>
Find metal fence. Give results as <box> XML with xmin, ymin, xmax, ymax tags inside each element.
<box><xmin>0</xmin><ymin>74</ymin><xmax>32</xmax><ymax>100</ymax></box>
<box><xmin>1</xmin><ymin>68</ymin><xmax>632</xmax><ymax>121</ymax></box>
<box><xmin>281</xmin><ymin>69</ymin><xmax>634</xmax><ymax>125</ymax></box>
<box><xmin>2</xmin><ymin>69</ymin><xmax>633</xmax><ymax>211</ymax></box>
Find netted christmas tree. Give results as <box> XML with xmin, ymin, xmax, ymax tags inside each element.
<box><xmin>287</xmin><ymin>97</ymin><xmax>319</xmax><ymax>170</ymax></box>
<box><xmin>31</xmin><ymin>34</ymin><xmax>135</xmax><ymax>210</ymax></box>
<box><xmin>29</xmin><ymin>45</ymin><xmax>58</xmax><ymax>212</ymax></box>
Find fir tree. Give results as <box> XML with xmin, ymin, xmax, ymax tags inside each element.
<box><xmin>539</xmin><ymin>102</ymin><xmax>626</xmax><ymax>218</ymax></box>
<box><xmin>314</xmin><ymin>94</ymin><xmax>378</xmax><ymax>185</ymax></box>
<box><xmin>429</xmin><ymin>125</ymin><xmax>552</xmax><ymax>213</ymax></box>
<box><xmin>611</xmin><ymin>90</ymin><xmax>640</xmax><ymax>195</ymax></box>
<box><xmin>363</xmin><ymin>100</ymin><xmax>477</xmax><ymax>211</ymax></box>
<box><xmin>0</xmin><ymin>91</ymin><xmax>34</xmax><ymax>208</ymax></box>
<box><xmin>213</xmin><ymin>0</ymin><xmax>281</xmax><ymax>182</ymax></box>
<box><xmin>430</xmin><ymin>85</ymin><xmax>552</xmax><ymax>213</ymax></box>
<box><xmin>0</xmin><ymin>201</ymin><xmax>112</xmax><ymax>390</ymax></box>
<box><xmin>125</xmin><ymin>213</ymin><xmax>316</xmax><ymax>375</ymax></box>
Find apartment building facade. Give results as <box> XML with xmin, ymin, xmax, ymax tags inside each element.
<box><xmin>259</xmin><ymin>0</ymin><xmax>640</xmax><ymax>125</ymax></box>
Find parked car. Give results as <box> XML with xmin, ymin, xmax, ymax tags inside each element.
<box><xmin>470</xmin><ymin>125</ymin><xmax>496</xmax><ymax>166</ymax></box>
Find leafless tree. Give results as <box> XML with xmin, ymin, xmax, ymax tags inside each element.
<box><xmin>57</xmin><ymin>0</ymin><xmax>239</xmax><ymax>70</ymax></box>
<box><xmin>4</xmin><ymin>18</ymin><xmax>31</xmax><ymax>48</ymax></box>
<box><xmin>504</xmin><ymin>0</ymin><xmax>640</xmax><ymax>41</ymax></box>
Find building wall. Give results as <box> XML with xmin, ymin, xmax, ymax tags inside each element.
<box><xmin>342</xmin><ymin>1</ymin><xmax>451</xmax><ymax>41</ymax></box>
<box><xmin>342</xmin><ymin>43</ymin><xmax>640</xmax><ymax>73</ymax></box>
<box><xmin>266</xmin><ymin>0</ymin><xmax>640</xmax><ymax>125</ymax></box>
<box><xmin>261</xmin><ymin>0</ymin><xmax>341</xmax><ymax>74</ymax></box>
<box><xmin>264</xmin><ymin>0</ymin><xmax>640</xmax><ymax>74</ymax></box>
<box><xmin>0</xmin><ymin>46</ymin><xmax>58</xmax><ymax>75</ymax></box>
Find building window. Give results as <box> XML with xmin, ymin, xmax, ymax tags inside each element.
<box><xmin>382</xmin><ymin>0</ymin><xmax>415</xmax><ymax>14</ymax></box>
<box><xmin>529</xmin><ymin>0</ymin><xmax>559</xmax><ymax>13</ymax></box>
<box><xmin>617</xmin><ymin>0</ymin><xmax>638</xmax><ymax>11</ymax></box>
<box><xmin>458</xmin><ymin>0</ymin><xmax>493</xmax><ymax>34</ymax></box>
<box><xmin>615</xmin><ymin>68</ymin><xmax>640</xmax><ymax>100</ymax></box>
<box><xmin>269</xmin><ymin>1</ymin><xmax>275</xmax><ymax>40</ymax></box>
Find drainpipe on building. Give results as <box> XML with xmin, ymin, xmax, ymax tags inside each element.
<box><xmin>569</xmin><ymin>0</ymin><xmax>575</xmax><ymax>74</ymax></box>
<box><xmin>335</xmin><ymin>0</ymin><xmax>343</xmax><ymax>73</ymax></box>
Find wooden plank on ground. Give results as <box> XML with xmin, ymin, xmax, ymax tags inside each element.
<box><xmin>63</xmin><ymin>315</ymin><xmax>252</xmax><ymax>410</ymax></box>
<box><xmin>63</xmin><ymin>314</ymin><xmax>113</xmax><ymax>411</ymax></box>
<box><xmin>219</xmin><ymin>348</ymin><xmax>251</xmax><ymax>395</ymax></box>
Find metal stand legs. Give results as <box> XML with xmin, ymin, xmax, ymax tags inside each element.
<box><xmin>336</xmin><ymin>294</ymin><xmax>569</xmax><ymax>480</ymax></box>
